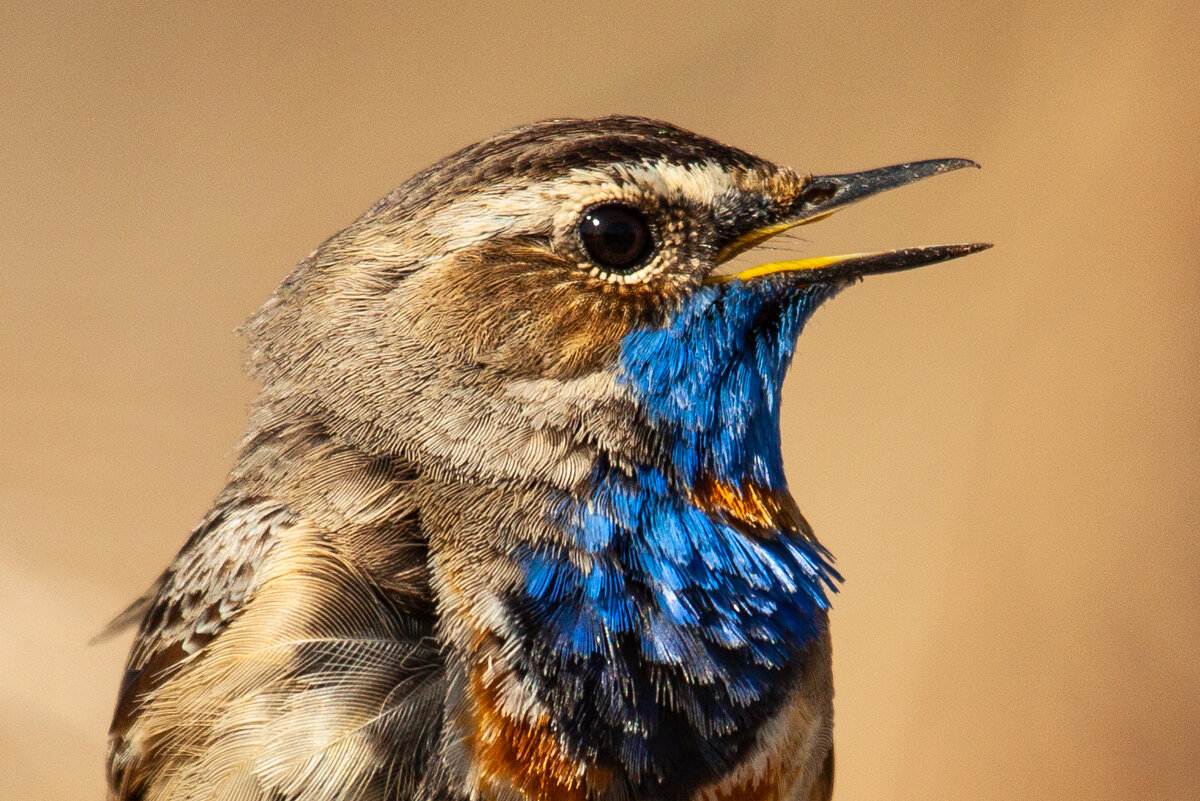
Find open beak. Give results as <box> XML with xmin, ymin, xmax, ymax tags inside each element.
<box><xmin>708</xmin><ymin>158</ymin><xmax>991</xmax><ymax>284</ymax></box>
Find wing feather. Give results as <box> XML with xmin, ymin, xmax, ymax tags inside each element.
<box><xmin>106</xmin><ymin>494</ymin><xmax>442</xmax><ymax>801</ymax></box>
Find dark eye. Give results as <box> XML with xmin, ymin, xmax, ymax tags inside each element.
<box><xmin>578</xmin><ymin>204</ymin><xmax>654</xmax><ymax>274</ymax></box>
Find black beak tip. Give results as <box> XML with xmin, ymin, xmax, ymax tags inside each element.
<box><xmin>801</xmin><ymin>157</ymin><xmax>984</xmax><ymax>216</ymax></box>
<box><xmin>838</xmin><ymin>241</ymin><xmax>994</xmax><ymax>281</ymax></box>
<box><xmin>961</xmin><ymin>241</ymin><xmax>993</xmax><ymax>254</ymax></box>
<box><xmin>945</xmin><ymin>158</ymin><xmax>982</xmax><ymax>171</ymax></box>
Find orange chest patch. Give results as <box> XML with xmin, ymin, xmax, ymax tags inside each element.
<box><xmin>690</xmin><ymin>475</ymin><xmax>803</xmax><ymax>536</ymax></box>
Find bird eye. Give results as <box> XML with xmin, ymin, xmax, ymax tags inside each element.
<box><xmin>578</xmin><ymin>204</ymin><xmax>654</xmax><ymax>274</ymax></box>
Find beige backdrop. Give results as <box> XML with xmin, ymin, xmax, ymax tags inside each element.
<box><xmin>3</xmin><ymin>2</ymin><xmax>1198</xmax><ymax>799</ymax></box>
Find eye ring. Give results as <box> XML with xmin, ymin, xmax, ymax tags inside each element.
<box><xmin>577</xmin><ymin>203</ymin><xmax>656</xmax><ymax>276</ymax></box>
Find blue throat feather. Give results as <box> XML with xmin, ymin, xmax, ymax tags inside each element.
<box><xmin>512</xmin><ymin>278</ymin><xmax>843</xmax><ymax>788</ymax></box>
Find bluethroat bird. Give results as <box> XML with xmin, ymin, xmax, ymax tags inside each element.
<box><xmin>105</xmin><ymin>116</ymin><xmax>987</xmax><ymax>801</ymax></box>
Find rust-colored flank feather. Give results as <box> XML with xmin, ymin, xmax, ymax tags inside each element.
<box><xmin>468</xmin><ymin>666</ymin><xmax>611</xmax><ymax>801</ymax></box>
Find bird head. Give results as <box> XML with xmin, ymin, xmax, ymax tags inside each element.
<box><xmin>245</xmin><ymin>116</ymin><xmax>987</xmax><ymax>494</ymax></box>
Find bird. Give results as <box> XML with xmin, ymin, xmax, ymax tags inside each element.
<box><xmin>104</xmin><ymin>115</ymin><xmax>988</xmax><ymax>801</ymax></box>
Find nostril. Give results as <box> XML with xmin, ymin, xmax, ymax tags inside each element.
<box><xmin>799</xmin><ymin>180</ymin><xmax>839</xmax><ymax>206</ymax></box>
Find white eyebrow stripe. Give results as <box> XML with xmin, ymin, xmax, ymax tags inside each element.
<box><xmin>607</xmin><ymin>159</ymin><xmax>740</xmax><ymax>207</ymax></box>
<box><xmin>420</xmin><ymin>158</ymin><xmax>741</xmax><ymax>257</ymax></box>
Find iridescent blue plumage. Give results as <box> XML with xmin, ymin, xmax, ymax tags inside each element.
<box><xmin>620</xmin><ymin>278</ymin><xmax>837</xmax><ymax>491</ymax></box>
<box><xmin>511</xmin><ymin>277</ymin><xmax>842</xmax><ymax>786</ymax></box>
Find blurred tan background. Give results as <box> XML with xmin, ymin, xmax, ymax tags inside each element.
<box><xmin>3</xmin><ymin>1</ymin><xmax>1198</xmax><ymax>799</ymax></box>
